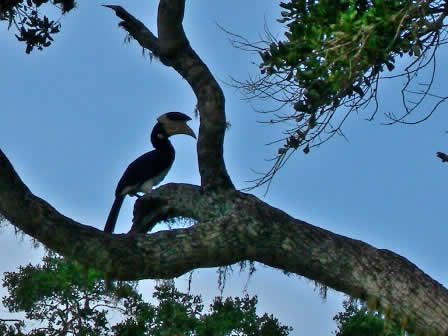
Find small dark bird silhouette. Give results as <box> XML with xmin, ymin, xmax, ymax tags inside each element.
<box><xmin>436</xmin><ymin>152</ymin><xmax>448</xmax><ymax>163</ymax></box>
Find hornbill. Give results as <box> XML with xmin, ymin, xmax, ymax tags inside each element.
<box><xmin>104</xmin><ymin>112</ymin><xmax>196</xmax><ymax>233</ymax></box>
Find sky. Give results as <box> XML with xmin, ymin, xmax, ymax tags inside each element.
<box><xmin>1</xmin><ymin>1</ymin><xmax>448</xmax><ymax>334</ymax></box>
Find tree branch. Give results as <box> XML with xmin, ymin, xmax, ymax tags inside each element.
<box><xmin>130</xmin><ymin>183</ymin><xmax>201</xmax><ymax>233</ymax></box>
<box><xmin>105</xmin><ymin>1</ymin><xmax>234</xmax><ymax>191</ymax></box>
<box><xmin>102</xmin><ymin>5</ymin><xmax>160</xmax><ymax>57</ymax></box>
<box><xmin>0</xmin><ymin>319</ymin><xmax>23</xmax><ymax>323</ymax></box>
<box><xmin>1</xmin><ymin>148</ymin><xmax>447</xmax><ymax>335</ymax></box>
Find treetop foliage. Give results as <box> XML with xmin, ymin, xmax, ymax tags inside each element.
<box><xmin>333</xmin><ymin>297</ymin><xmax>412</xmax><ymax>336</ymax></box>
<box><xmin>2</xmin><ymin>252</ymin><xmax>121</xmax><ymax>335</ymax></box>
<box><xmin>1</xmin><ymin>253</ymin><xmax>293</xmax><ymax>335</ymax></box>
<box><xmin>0</xmin><ymin>0</ymin><xmax>75</xmax><ymax>53</ymax></box>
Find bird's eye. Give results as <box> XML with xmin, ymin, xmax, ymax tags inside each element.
<box><xmin>157</xmin><ymin>133</ymin><xmax>165</xmax><ymax>139</ymax></box>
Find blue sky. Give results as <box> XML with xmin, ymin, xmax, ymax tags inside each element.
<box><xmin>1</xmin><ymin>1</ymin><xmax>447</xmax><ymax>334</ymax></box>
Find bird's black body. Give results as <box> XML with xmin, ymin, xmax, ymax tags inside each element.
<box><xmin>115</xmin><ymin>123</ymin><xmax>175</xmax><ymax>197</ymax></box>
<box><xmin>104</xmin><ymin>112</ymin><xmax>195</xmax><ymax>233</ymax></box>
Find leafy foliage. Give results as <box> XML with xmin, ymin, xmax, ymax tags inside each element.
<box><xmin>114</xmin><ymin>280</ymin><xmax>293</xmax><ymax>335</ymax></box>
<box><xmin>112</xmin><ymin>280</ymin><xmax>203</xmax><ymax>336</ymax></box>
<box><xmin>199</xmin><ymin>295</ymin><xmax>292</xmax><ymax>336</ymax></box>
<box><xmin>333</xmin><ymin>297</ymin><xmax>412</xmax><ymax>336</ymax></box>
<box><xmin>1</xmin><ymin>252</ymin><xmax>292</xmax><ymax>335</ymax></box>
<box><xmin>1</xmin><ymin>251</ymin><xmax>131</xmax><ymax>335</ymax></box>
<box><xmin>0</xmin><ymin>0</ymin><xmax>75</xmax><ymax>53</ymax></box>
<box><xmin>235</xmin><ymin>0</ymin><xmax>448</xmax><ymax>188</ymax></box>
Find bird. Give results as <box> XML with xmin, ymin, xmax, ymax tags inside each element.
<box><xmin>104</xmin><ymin>112</ymin><xmax>196</xmax><ymax>233</ymax></box>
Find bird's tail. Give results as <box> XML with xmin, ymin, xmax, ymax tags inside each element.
<box><xmin>104</xmin><ymin>195</ymin><xmax>125</xmax><ymax>233</ymax></box>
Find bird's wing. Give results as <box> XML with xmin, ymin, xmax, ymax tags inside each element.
<box><xmin>115</xmin><ymin>149</ymin><xmax>174</xmax><ymax>196</ymax></box>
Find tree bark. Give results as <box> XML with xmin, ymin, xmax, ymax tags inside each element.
<box><xmin>1</xmin><ymin>1</ymin><xmax>447</xmax><ymax>335</ymax></box>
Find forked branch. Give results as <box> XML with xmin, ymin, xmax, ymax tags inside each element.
<box><xmin>105</xmin><ymin>1</ymin><xmax>234</xmax><ymax>190</ymax></box>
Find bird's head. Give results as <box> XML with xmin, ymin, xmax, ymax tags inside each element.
<box><xmin>157</xmin><ymin>112</ymin><xmax>196</xmax><ymax>139</ymax></box>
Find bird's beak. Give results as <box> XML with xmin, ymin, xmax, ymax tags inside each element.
<box><xmin>167</xmin><ymin>122</ymin><xmax>196</xmax><ymax>139</ymax></box>
<box><xmin>177</xmin><ymin>124</ymin><xmax>197</xmax><ymax>139</ymax></box>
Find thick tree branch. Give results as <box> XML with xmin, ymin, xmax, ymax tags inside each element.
<box><xmin>130</xmin><ymin>183</ymin><xmax>201</xmax><ymax>233</ymax></box>
<box><xmin>105</xmin><ymin>2</ymin><xmax>233</xmax><ymax>191</ymax></box>
<box><xmin>1</xmin><ymin>148</ymin><xmax>447</xmax><ymax>335</ymax></box>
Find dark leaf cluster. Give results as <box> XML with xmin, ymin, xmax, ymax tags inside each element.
<box><xmin>0</xmin><ymin>320</ymin><xmax>26</xmax><ymax>336</ymax></box>
<box><xmin>0</xmin><ymin>0</ymin><xmax>75</xmax><ymax>53</ymax></box>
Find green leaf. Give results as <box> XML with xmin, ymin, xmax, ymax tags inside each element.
<box><xmin>412</xmin><ymin>44</ymin><xmax>421</xmax><ymax>57</ymax></box>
